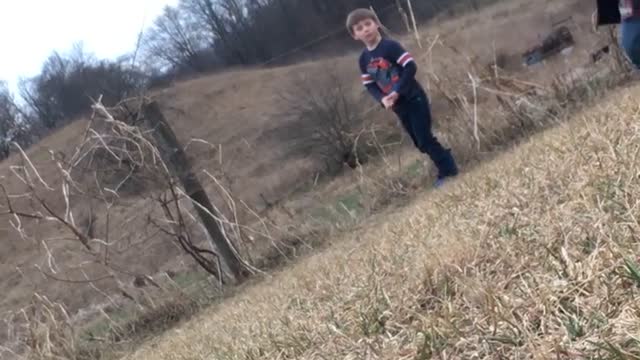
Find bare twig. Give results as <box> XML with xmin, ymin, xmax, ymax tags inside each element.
<box><xmin>35</xmin><ymin>265</ymin><xmax>114</xmax><ymax>284</ymax></box>
<box><xmin>11</xmin><ymin>142</ymin><xmax>54</xmax><ymax>191</ymax></box>
<box><xmin>468</xmin><ymin>72</ymin><xmax>481</xmax><ymax>150</ymax></box>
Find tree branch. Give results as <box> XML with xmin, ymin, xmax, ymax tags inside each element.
<box><xmin>35</xmin><ymin>265</ymin><xmax>114</xmax><ymax>284</ymax></box>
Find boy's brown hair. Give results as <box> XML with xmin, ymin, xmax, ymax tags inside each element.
<box><xmin>345</xmin><ymin>8</ymin><xmax>381</xmax><ymax>36</ymax></box>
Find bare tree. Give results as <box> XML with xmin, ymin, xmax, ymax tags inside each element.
<box><xmin>0</xmin><ymin>82</ymin><xmax>34</xmax><ymax>159</ymax></box>
<box><xmin>0</xmin><ymin>82</ymin><xmax>17</xmax><ymax>157</ymax></box>
<box><xmin>142</xmin><ymin>5</ymin><xmax>210</xmax><ymax>72</ymax></box>
<box><xmin>19</xmin><ymin>45</ymin><xmax>147</xmax><ymax>132</ymax></box>
<box><xmin>143</xmin><ymin>0</ymin><xmax>485</xmax><ymax>80</ymax></box>
<box><xmin>181</xmin><ymin>0</ymin><xmax>250</xmax><ymax>65</ymax></box>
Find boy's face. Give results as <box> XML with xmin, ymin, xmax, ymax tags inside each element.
<box><xmin>351</xmin><ymin>18</ymin><xmax>380</xmax><ymax>44</ymax></box>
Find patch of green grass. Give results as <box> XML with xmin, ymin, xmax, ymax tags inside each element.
<box><xmin>308</xmin><ymin>190</ymin><xmax>366</xmax><ymax>225</ymax></box>
<box><xmin>171</xmin><ymin>271</ymin><xmax>210</xmax><ymax>289</ymax></box>
<box><xmin>79</xmin><ymin>271</ymin><xmax>209</xmax><ymax>343</ymax></box>
<box><xmin>415</xmin><ymin>329</ymin><xmax>448</xmax><ymax>359</ymax></box>
<box><xmin>564</xmin><ymin>315</ymin><xmax>586</xmax><ymax>341</ymax></box>
<box><xmin>81</xmin><ymin>307</ymin><xmax>133</xmax><ymax>341</ymax></box>
<box><xmin>623</xmin><ymin>258</ymin><xmax>640</xmax><ymax>288</ymax></box>
<box><xmin>309</xmin><ymin>206</ymin><xmax>340</xmax><ymax>224</ymax></box>
<box><xmin>335</xmin><ymin>192</ymin><xmax>364</xmax><ymax>218</ymax></box>
<box><xmin>406</xmin><ymin>159</ymin><xmax>424</xmax><ymax>179</ymax></box>
<box><xmin>589</xmin><ymin>340</ymin><xmax>640</xmax><ymax>359</ymax></box>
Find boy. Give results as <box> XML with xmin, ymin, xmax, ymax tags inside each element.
<box><xmin>346</xmin><ymin>8</ymin><xmax>458</xmax><ymax>188</ymax></box>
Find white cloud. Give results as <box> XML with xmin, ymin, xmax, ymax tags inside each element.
<box><xmin>0</xmin><ymin>0</ymin><xmax>179</xmax><ymax>93</ymax></box>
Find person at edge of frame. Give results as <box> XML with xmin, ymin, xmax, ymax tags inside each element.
<box><xmin>594</xmin><ymin>0</ymin><xmax>640</xmax><ymax>69</ymax></box>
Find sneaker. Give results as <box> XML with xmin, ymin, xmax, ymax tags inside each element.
<box><xmin>434</xmin><ymin>173</ymin><xmax>457</xmax><ymax>188</ymax></box>
<box><xmin>436</xmin><ymin>149</ymin><xmax>459</xmax><ymax>178</ymax></box>
<box><xmin>434</xmin><ymin>177</ymin><xmax>447</xmax><ymax>188</ymax></box>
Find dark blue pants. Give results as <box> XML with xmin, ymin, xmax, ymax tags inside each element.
<box><xmin>393</xmin><ymin>91</ymin><xmax>458</xmax><ymax>179</ymax></box>
<box><xmin>621</xmin><ymin>17</ymin><xmax>640</xmax><ymax>68</ymax></box>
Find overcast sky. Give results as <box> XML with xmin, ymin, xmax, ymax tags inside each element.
<box><xmin>0</xmin><ymin>0</ymin><xmax>179</xmax><ymax>94</ymax></box>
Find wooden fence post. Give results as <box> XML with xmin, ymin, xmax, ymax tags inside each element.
<box><xmin>142</xmin><ymin>100</ymin><xmax>246</xmax><ymax>283</ymax></box>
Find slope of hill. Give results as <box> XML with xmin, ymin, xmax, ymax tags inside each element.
<box><xmin>123</xmin><ymin>82</ymin><xmax>640</xmax><ymax>359</ymax></box>
<box><xmin>0</xmin><ymin>0</ymin><xmax>619</xmax><ymax>356</ymax></box>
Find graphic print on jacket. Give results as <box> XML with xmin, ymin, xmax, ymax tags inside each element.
<box><xmin>359</xmin><ymin>38</ymin><xmax>423</xmax><ymax>103</ymax></box>
<box><xmin>366</xmin><ymin>57</ymin><xmax>400</xmax><ymax>94</ymax></box>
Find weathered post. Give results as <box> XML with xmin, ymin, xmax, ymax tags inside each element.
<box><xmin>142</xmin><ymin>100</ymin><xmax>245</xmax><ymax>283</ymax></box>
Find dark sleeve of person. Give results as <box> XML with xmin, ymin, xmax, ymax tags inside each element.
<box><xmin>596</xmin><ymin>0</ymin><xmax>621</xmax><ymax>25</ymax></box>
<box><xmin>385</xmin><ymin>40</ymin><xmax>417</xmax><ymax>96</ymax></box>
<box><xmin>359</xmin><ymin>53</ymin><xmax>386</xmax><ymax>104</ymax></box>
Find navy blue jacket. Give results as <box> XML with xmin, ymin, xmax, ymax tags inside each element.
<box><xmin>359</xmin><ymin>38</ymin><xmax>424</xmax><ymax>107</ymax></box>
<box><xmin>597</xmin><ymin>0</ymin><xmax>622</xmax><ymax>25</ymax></box>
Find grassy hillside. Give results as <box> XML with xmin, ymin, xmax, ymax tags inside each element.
<box><xmin>0</xmin><ymin>0</ymin><xmax>628</xmax><ymax>357</ymax></box>
<box><xmin>123</xmin><ymin>83</ymin><xmax>640</xmax><ymax>359</ymax></box>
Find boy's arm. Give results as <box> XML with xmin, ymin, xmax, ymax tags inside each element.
<box><xmin>362</xmin><ymin>74</ymin><xmax>386</xmax><ymax>104</ymax></box>
<box><xmin>386</xmin><ymin>41</ymin><xmax>417</xmax><ymax>96</ymax></box>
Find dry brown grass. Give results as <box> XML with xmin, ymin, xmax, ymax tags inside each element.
<box><xmin>122</xmin><ymin>83</ymin><xmax>640</xmax><ymax>360</ymax></box>
<box><xmin>0</xmin><ymin>0</ymin><xmax>630</xmax><ymax>357</ymax></box>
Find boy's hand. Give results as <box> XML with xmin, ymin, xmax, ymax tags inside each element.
<box><xmin>382</xmin><ymin>92</ymin><xmax>399</xmax><ymax>109</ymax></box>
<box><xmin>382</xmin><ymin>96</ymin><xmax>393</xmax><ymax>109</ymax></box>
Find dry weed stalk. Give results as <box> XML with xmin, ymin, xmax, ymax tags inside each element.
<box><xmin>4</xmin><ymin>294</ymin><xmax>77</xmax><ymax>360</ymax></box>
<box><xmin>0</xmin><ymin>102</ymin><xmax>171</xmax><ymax>357</ymax></box>
<box><xmin>0</xmin><ymin>96</ymin><xmax>271</xmax><ymax>356</ymax></box>
<box><xmin>2</xmin><ymin>99</ymin><xmax>176</xmax><ymax>278</ymax></box>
